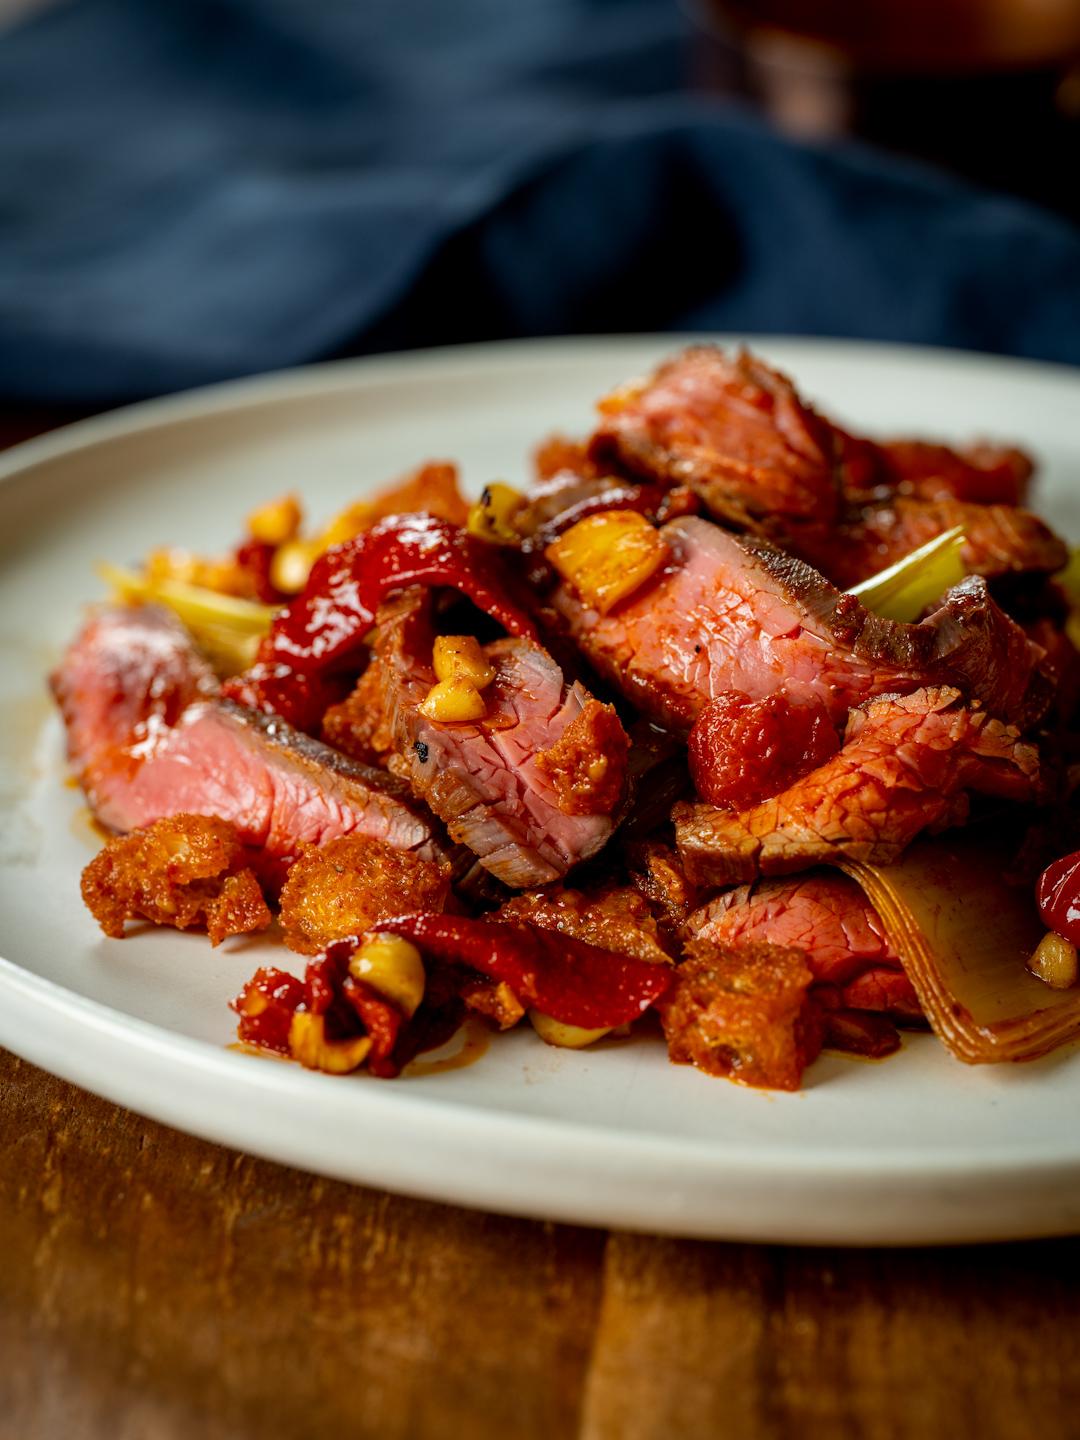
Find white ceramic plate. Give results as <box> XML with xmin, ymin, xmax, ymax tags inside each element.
<box><xmin>3</xmin><ymin>336</ymin><xmax>1080</xmax><ymax>1246</ymax></box>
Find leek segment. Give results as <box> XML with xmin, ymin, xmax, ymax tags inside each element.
<box><xmin>846</xmin><ymin>525</ymin><xmax>966</xmax><ymax>622</ymax></box>
<box><xmin>840</xmin><ymin>831</ymin><xmax>1080</xmax><ymax>1064</ymax></box>
<box><xmin>98</xmin><ymin>562</ymin><xmax>277</xmax><ymax>675</ymax></box>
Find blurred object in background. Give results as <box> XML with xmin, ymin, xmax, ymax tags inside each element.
<box><xmin>2</xmin><ymin>0</ymin><xmax>1079</xmax><ymax>408</ymax></box>
<box><xmin>693</xmin><ymin>0</ymin><xmax>1080</xmax><ymax>217</ymax></box>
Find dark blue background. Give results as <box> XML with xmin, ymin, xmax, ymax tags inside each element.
<box><xmin>2</xmin><ymin>0</ymin><xmax>1079</xmax><ymax>405</ymax></box>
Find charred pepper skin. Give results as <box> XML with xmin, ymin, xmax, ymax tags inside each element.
<box><xmin>223</xmin><ymin>515</ymin><xmax>538</xmax><ymax>731</ymax></box>
<box><xmin>370</xmin><ymin>913</ymin><xmax>671</xmax><ymax>1030</ymax></box>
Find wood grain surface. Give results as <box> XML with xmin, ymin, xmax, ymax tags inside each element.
<box><xmin>1</xmin><ymin>1048</ymin><xmax>1078</xmax><ymax>1440</ymax></box>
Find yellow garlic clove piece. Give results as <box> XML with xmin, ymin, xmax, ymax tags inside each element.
<box><xmin>269</xmin><ymin>538</ymin><xmax>324</xmax><ymax>595</ymax></box>
<box><xmin>545</xmin><ymin>510</ymin><xmax>669</xmax><ymax>615</ymax></box>
<box><xmin>432</xmin><ymin>635</ymin><xmax>495</xmax><ymax>690</ymax></box>
<box><xmin>467</xmin><ymin>482</ymin><xmax>526</xmax><ymax>545</ymax></box>
<box><xmin>288</xmin><ymin>1012</ymin><xmax>372</xmax><ymax>1074</ymax></box>
<box><xmin>418</xmin><ymin>677</ymin><xmax>487</xmax><ymax>723</ymax></box>
<box><xmin>349</xmin><ymin>934</ymin><xmax>426</xmax><ymax>1018</ymax></box>
<box><xmin>1028</xmin><ymin>931</ymin><xmax>1079</xmax><ymax>990</ymax></box>
<box><xmin>529</xmin><ymin>1010</ymin><xmax>611</xmax><ymax>1049</ymax></box>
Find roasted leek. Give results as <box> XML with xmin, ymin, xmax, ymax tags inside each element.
<box><xmin>847</xmin><ymin>525</ymin><xmax>966</xmax><ymax>622</ymax></box>
<box><xmin>841</xmin><ymin>831</ymin><xmax>1080</xmax><ymax>1064</ymax></box>
<box><xmin>99</xmin><ymin>562</ymin><xmax>276</xmax><ymax>674</ymax></box>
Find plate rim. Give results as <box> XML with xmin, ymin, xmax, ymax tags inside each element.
<box><xmin>2</xmin><ymin>332</ymin><xmax>1078</xmax><ymax>488</ymax></box>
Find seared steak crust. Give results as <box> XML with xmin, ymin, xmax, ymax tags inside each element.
<box><xmin>801</xmin><ymin>495</ymin><xmax>1067</xmax><ymax>588</ymax></box>
<box><xmin>554</xmin><ymin>517</ymin><xmax>1050</xmax><ymax>732</ymax></box>
<box><xmin>588</xmin><ymin>345</ymin><xmax>1060</xmax><ymax>581</ymax></box>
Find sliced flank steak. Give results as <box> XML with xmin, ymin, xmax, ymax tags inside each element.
<box><xmin>798</xmin><ymin>494</ymin><xmax>1068</xmax><ymax>589</ymax></box>
<box><xmin>588</xmin><ymin>345</ymin><xmax>1061</xmax><ymax>581</ymax></box>
<box><xmin>552</xmin><ymin>516</ymin><xmax>1051</xmax><ymax>734</ymax></box>
<box><xmin>588</xmin><ymin>346</ymin><xmax>841</xmax><ymax>534</ymax></box>
<box><xmin>684</xmin><ymin>872</ymin><xmax>921</xmax><ymax>1016</ymax></box>
<box><xmin>842</xmin><ymin>437</ymin><xmax>1034</xmax><ymax>507</ymax></box>
<box><xmin>51</xmin><ymin>606</ymin><xmax>445</xmax><ymax>866</ymax></box>
<box><xmin>674</xmin><ymin>687</ymin><xmax>1040</xmax><ymax>888</ymax></box>
<box><xmin>373</xmin><ymin>590</ymin><xmax>626</xmax><ymax>889</ymax></box>
<box><xmin>51</xmin><ymin>603</ymin><xmax>220</xmax><ymax>778</ymax></box>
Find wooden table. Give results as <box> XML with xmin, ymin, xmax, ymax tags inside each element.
<box><xmin>2</xmin><ymin>1048</ymin><xmax>1078</xmax><ymax>1439</ymax></box>
<box><xmin>4</xmin><ymin>417</ymin><xmax>1079</xmax><ymax>1438</ymax></box>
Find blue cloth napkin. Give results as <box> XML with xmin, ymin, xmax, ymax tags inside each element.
<box><xmin>2</xmin><ymin>0</ymin><xmax>1079</xmax><ymax>405</ymax></box>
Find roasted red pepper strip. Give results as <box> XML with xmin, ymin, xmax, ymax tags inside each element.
<box><xmin>343</xmin><ymin>976</ymin><xmax>404</xmax><ymax>1077</ymax></box>
<box><xmin>224</xmin><ymin>514</ymin><xmax>538</xmax><ymax>729</ymax></box>
<box><xmin>232</xmin><ymin>948</ymin><xmax>405</xmax><ymax>1071</ymax></box>
<box><xmin>371</xmin><ymin>913</ymin><xmax>671</xmax><ymax>1028</ymax></box>
<box><xmin>233</xmin><ymin>538</ymin><xmax>287</xmax><ymax>604</ymax></box>
<box><xmin>267</xmin><ymin>514</ymin><xmax>538</xmax><ymax>671</ymax></box>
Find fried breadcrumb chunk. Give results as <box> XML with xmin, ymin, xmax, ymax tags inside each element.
<box><xmin>81</xmin><ymin>814</ymin><xmax>271</xmax><ymax>945</ymax></box>
<box><xmin>657</xmin><ymin>940</ymin><xmax>822</xmax><ymax>1091</ymax></box>
<box><xmin>532</xmin><ymin>434</ymin><xmax>599</xmax><ymax>483</ymax></box>
<box><xmin>628</xmin><ymin>841</ymin><xmax>701</xmax><ymax>936</ymax></box>
<box><xmin>496</xmin><ymin>885</ymin><xmax>672</xmax><ymax>965</ymax></box>
<box><xmin>460</xmin><ymin>978</ymin><xmax>526</xmax><ymax>1030</ymax></box>
<box><xmin>278</xmin><ymin>834</ymin><xmax>449</xmax><ymax>956</ymax></box>
<box><xmin>321</xmin><ymin>661</ymin><xmax>395</xmax><ymax>765</ymax></box>
<box><xmin>535</xmin><ymin>699</ymin><xmax>629</xmax><ymax>815</ymax></box>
